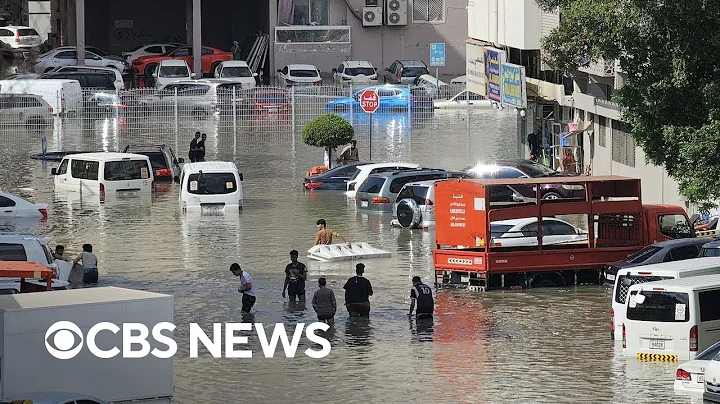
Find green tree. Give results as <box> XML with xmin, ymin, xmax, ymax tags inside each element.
<box><xmin>301</xmin><ymin>113</ymin><xmax>355</xmax><ymax>169</ymax></box>
<box><xmin>536</xmin><ymin>0</ymin><xmax>720</xmax><ymax>203</ymax></box>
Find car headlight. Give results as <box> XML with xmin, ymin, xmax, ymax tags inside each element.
<box><xmin>561</xmin><ymin>185</ymin><xmax>584</xmax><ymax>190</ymax></box>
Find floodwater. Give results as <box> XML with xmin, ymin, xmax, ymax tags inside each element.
<box><xmin>0</xmin><ymin>109</ymin><xmax>700</xmax><ymax>403</ymax></box>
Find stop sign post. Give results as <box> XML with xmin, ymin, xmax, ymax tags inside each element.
<box><xmin>359</xmin><ymin>89</ymin><xmax>379</xmax><ymax>160</ymax></box>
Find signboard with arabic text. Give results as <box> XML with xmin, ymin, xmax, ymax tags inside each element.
<box><xmin>500</xmin><ymin>62</ymin><xmax>527</xmax><ymax>108</ymax></box>
<box><xmin>466</xmin><ymin>40</ymin><xmax>487</xmax><ymax>97</ymax></box>
<box><xmin>484</xmin><ymin>47</ymin><xmax>506</xmax><ymax>103</ymax></box>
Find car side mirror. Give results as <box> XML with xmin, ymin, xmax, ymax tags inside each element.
<box><xmin>51</xmin><ymin>168</ymin><xmax>57</xmax><ymax>175</ymax></box>
<box><xmin>239</xmin><ymin>173</ymin><xmax>244</xmax><ymax>181</ymax></box>
<box><xmin>253</xmin><ymin>72</ymin><xmax>258</xmax><ymax>77</ymax></box>
<box><xmin>177</xmin><ymin>158</ymin><xmax>184</xmax><ymax>163</ymax></box>
<box><xmin>190</xmin><ymin>72</ymin><xmax>196</xmax><ymax>78</ymax></box>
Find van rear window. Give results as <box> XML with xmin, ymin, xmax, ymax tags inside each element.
<box><xmin>104</xmin><ymin>160</ymin><xmax>150</xmax><ymax>181</ymax></box>
<box><xmin>614</xmin><ymin>275</ymin><xmax>673</xmax><ymax>304</ymax></box>
<box><xmin>188</xmin><ymin>173</ymin><xmax>236</xmax><ymax>194</ymax></box>
<box><xmin>626</xmin><ymin>291</ymin><xmax>690</xmax><ymax>322</ymax></box>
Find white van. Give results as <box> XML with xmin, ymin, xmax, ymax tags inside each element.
<box><xmin>180</xmin><ymin>162</ymin><xmax>243</xmax><ymax>213</ymax></box>
<box><xmin>611</xmin><ymin>257</ymin><xmax>720</xmax><ymax>341</ymax></box>
<box><xmin>52</xmin><ymin>152</ymin><xmax>154</xmax><ymax>199</ymax></box>
<box><xmin>0</xmin><ymin>79</ymin><xmax>82</xmax><ymax>116</ymax></box>
<box><xmin>623</xmin><ymin>274</ymin><xmax>720</xmax><ymax>361</ymax></box>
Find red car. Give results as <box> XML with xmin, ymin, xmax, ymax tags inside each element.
<box><xmin>131</xmin><ymin>46</ymin><xmax>232</xmax><ymax>77</ymax></box>
<box><xmin>250</xmin><ymin>89</ymin><xmax>291</xmax><ymax>114</ymax></box>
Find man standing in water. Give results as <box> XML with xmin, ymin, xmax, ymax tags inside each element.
<box><xmin>343</xmin><ymin>263</ymin><xmax>373</xmax><ymax>317</ymax></box>
<box><xmin>312</xmin><ymin>277</ymin><xmax>336</xmax><ymax>325</ymax></box>
<box><xmin>189</xmin><ymin>132</ymin><xmax>200</xmax><ymax>162</ymax></box>
<box><xmin>337</xmin><ymin>140</ymin><xmax>359</xmax><ymax>165</ymax></box>
<box><xmin>314</xmin><ymin>219</ymin><xmax>350</xmax><ymax>246</ymax></box>
<box><xmin>408</xmin><ymin>276</ymin><xmax>434</xmax><ymax>319</ymax></box>
<box><xmin>230</xmin><ymin>263</ymin><xmax>256</xmax><ymax>313</ymax></box>
<box><xmin>73</xmin><ymin>244</ymin><xmax>98</xmax><ymax>284</ymax></box>
<box><xmin>282</xmin><ymin>250</ymin><xmax>308</xmax><ymax>302</ymax></box>
<box><xmin>196</xmin><ymin>133</ymin><xmax>207</xmax><ymax>162</ymax></box>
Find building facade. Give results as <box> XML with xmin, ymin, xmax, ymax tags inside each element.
<box><xmin>466</xmin><ymin>0</ymin><xmax>686</xmax><ymax>207</ymax></box>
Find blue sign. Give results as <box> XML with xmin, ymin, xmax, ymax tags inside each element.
<box><xmin>430</xmin><ymin>43</ymin><xmax>445</xmax><ymax>67</ymax></box>
<box><xmin>485</xmin><ymin>48</ymin><xmax>503</xmax><ymax>103</ymax></box>
<box><xmin>500</xmin><ymin>62</ymin><xmax>526</xmax><ymax>108</ymax></box>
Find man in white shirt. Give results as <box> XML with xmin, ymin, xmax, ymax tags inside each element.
<box><xmin>230</xmin><ymin>263</ymin><xmax>256</xmax><ymax>313</ymax></box>
<box><xmin>73</xmin><ymin>243</ymin><xmax>98</xmax><ymax>284</ymax></box>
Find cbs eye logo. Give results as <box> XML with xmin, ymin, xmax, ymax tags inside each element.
<box><xmin>45</xmin><ymin>320</ymin><xmax>84</xmax><ymax>360</ymax></box>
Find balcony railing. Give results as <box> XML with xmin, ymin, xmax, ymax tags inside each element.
<box><xmin>275</xmin><ymin>26</ymin><xmax>351</xmax><ymax>44</ymax></box>
<box><xmin>578</xmin><ymin>58</ymin><xmax>615</xmax><ymax>77</ymax></box>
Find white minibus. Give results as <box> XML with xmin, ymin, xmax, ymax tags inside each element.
<box><xmin>179</xmin><ymin>161</ymin><xmax>243</xmax><ymax>213</ymax></box>
<box><xmin>52</xmin><ymin>152</ymin><xmax>154</xmax><ymax>199</ymax></box>
<box><xmin>623</xmin><ymin>274</ymin><xmax>720</xmax><ymax>361</ymax></box>
<box><xmin>611</xmin><ymin>257</ymin><xmax>720</xmax><ymax>340</ymax></box>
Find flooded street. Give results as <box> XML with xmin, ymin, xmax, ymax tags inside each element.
<box><xmin>0</xmin><ymin>108</ymin><xmax>700</xmax><ymax>403</ymax></box>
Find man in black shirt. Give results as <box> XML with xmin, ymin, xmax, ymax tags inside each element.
<box><xmin>343</xmin><ymin>263</ymin><xmax>373</xmax><ymax>317</ymax></box>
<box><xmin>196</xmin><ymin>133</ymin><xmax>207</xmax><ymax>162</ymax></box>
<box><xmin>409</xmin><ymin>276</ymin><xmax>434</xmax><ymax>319</ymax></box>
<box><xmin>282</xmin><ymin>250</ymin><xmax>308</xmax><ymax>302</ymax></box>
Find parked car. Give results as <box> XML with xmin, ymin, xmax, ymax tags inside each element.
<box><xmin>464</xmin><ymin>159</ymin><xmax>585</xmax><ymax>199</ymax></box>
<box><xmin>0</xmin><ymin>94</ymin><xmax>53</xmax><ymax>127</ymax></box>
<box><xmin>153</xmin><ymin>59</ymin><xmax>195</xmax><ymax>89</ymax></box>
<box><xmin>346</xmin><ymin>162</ymin><xmax>420</xmax><ymax>195</ymax></box>
<box><xmin>450</xmin><ymin>75</ymin><xmax>466</xmax><ymax>84</ymax></box>
<box><xmin>40</xmin><ymin>71</ymin><xmax>116</xmax><ymax>90</ymax></box>
<box><xmin>0</xmin><ymin>191</ymin><xmax>47</xmax><ymax>220</ymax></box>
<box><xmin>213</xmin><ymin>60</ymin><xmax>257</xmax><ymax>88</ymax></box>
<box><xmin>705</xmin><ymin>350</ymin><xmax>720</xmax><ymax>402</ymax></box>
<box><xmin>0</xmin><ymin>79</ymin><xmax>83</xmax><ymax>116</ymax></box>
<box><xmin>604</xmin><ymin>238</ymin><xmax>712</xmax><ymax>284</ymax></box>
<box><xmin>236</xmin><ymin>88</ymin><xmax>291</xmax><ymax>115</ymax></box>
<box><xmin>413</xmin><ymin>74</ymin><xmax>451</xmax><ymax>98</ymax></box>
<box><xmin>383</xmin><ymin>60</ymin><xmax>430</xmax><ymax>85</ymax></box>
<box><xmin>84</xmin><ymin>46</ymin><xmax>123</xmax><ymax>61</ymax></box>
<box><xmin>131</xmin><ymin>46</ymin><xmax>232</xmax><ymax>78</ymax></box>
<box><xmin>32</xmin><ymin>47</ymin><xmax>125</xmax><ymax>73</ymax></box>
<box><xmin>304</xmin><ymin>162</ymin><xmax>370</xmax><ymax>191</ymax></box>
<box><xmin>122</xmin><ymin>43</ymin><xmax>183</xmax><ymax>65</ymax></box>
<box><xmin>675</xmin><ymin>340</ymin><xmax>720</xmax><ymax>392</ymax></box>
<box><xmin>702</xmin><ymin>239</ymin><xmax>720</xmax><ymax>257</ymax></box>
<box><xmin>332</xmin><ymin>61</ymin><xmax>378</xmax><ymax>86</ymax></box>
<box><xmin>122</xmin><ymin>144</ymin><xmax>184</xmax><ymax>182</ymax></box>
<box><xmin>326</xmin><ymin>85</ymin><xmax>432</xmax><ymax>113</ymax></box>
<box><xmin>52</xmin><ymin>152</ymin><xmax>154</xmax><ymax>198</ymax></box>
<box><xmin>139</xmin><ymin>79</ymin><xmax>244</xmax><ymax>116</ymax></box>
<box><xmin>489</xmin><ymin>217</ymin><xmax>587</xmax><ymax>247</ymax></box>
<box><xmin>0</xmin><ymin>234</ymin><xmax>70</xmax><ymax>288</ymax></box>
<box><xmin>179</xmin><ymin>161</ymin><xmax>244</xmax><ymax>213</ymax></box>
<box><xmin>276</xmin><ymin>64</ymin><xmax>322</xmax><ymax>87</ymax></box>
<box><xmin>0</xmin><ymin>26</ymin><xmax>41</xmax><ymax>49</ymax></box>
<box><xmin>434</xmin><ymin>90</ymin><xmax>489</xmax><ymax>109</ymax></box>
<box><xmin>355</xmin><ymin>169</ymin><xmax>466</xmax><ymax>212</ymax></box>
<box><xmin>45</xmin><ymin>65</ymin><xmax>125</xmax><ymax>90</ymax></box>
<box><xmin>2</xmin><ymin>391</ymin><xmax>108</xmax><ymax>404</ymax></box>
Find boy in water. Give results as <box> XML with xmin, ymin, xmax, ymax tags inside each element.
<box><xmin>73</xmin><ymin>244</ymin><xmax>98</xmax><ymax>284</ymax></box>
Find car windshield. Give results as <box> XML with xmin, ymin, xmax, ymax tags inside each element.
<box><xmin>131</xmin><ymin>151</ymin><xmax>167</xmax><ymax>170</ymax></box>
<box><xmin>290</xmin><ymin>69</ymin><xmax>318</xmax><ymax>77</ymax></box>
<box><xmin>402</xmin><ymin>66</ymin><xmax>428</xmax><ymax>76</ymax></box>
<box><xmin>397</xmin><ymin>185</ymin><xmax>429</xmax><ymax>205</ymax></box>
<box><xmin>520</xmin><ymin>162</ymin><xmax>562</xmax><ymax>177</ymax></box>
<box><xmin>221</xmin><ymin>66</ymin><xmax>253</xmax><ymax>78</ymax></box>
<box><xmin>345</xmin><ymin>67</ymin><xmax>375</xmax><ymax>76</ymax></box>
<box><xmin>626</xmin><ymin>291</ymin><xmax>690</xmax><ymax>322</ymax></box>
<box><xmin>159</xmin><ymin>66</ymin><xmax>189</xmax><ymax>78</ymax></box>
<box><xmin>625</xmin><ymin>246</ymin><xmax>663</xmax><ymax>264</ymax></box>
<box><xmin>187</xmin><ymin>173</ymin><xmax>237</xmax><ymax>195</ymax></box>
<box><xmin>658</xmin><ymin>214</ymin><xmax>693</xmax><ymax>238</ymax></box>
<box><xmin>358</xmin><ymin>177</ymin><xmax>386</xmax><ymax>193</ymax></box>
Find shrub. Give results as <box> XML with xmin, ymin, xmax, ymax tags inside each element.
<box><xmin>301</xmin><ymin>113</ymin><xmax>355</xmax><ymax>168</ymax></box>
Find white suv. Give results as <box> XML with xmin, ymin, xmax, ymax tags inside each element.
<box><xmin>332</xmin><ymin>61</ymin><xmax>378</xmax><ymax>86</ymax></box>
<box><xmin>0</xmin><ymin>26</ymin><xmax>41</xmax><ymax>49</ymax></box>
<box><xmin>0</xmin><ymin>234</ymin><xmax>71</xmax><ymax>292</ymax></box>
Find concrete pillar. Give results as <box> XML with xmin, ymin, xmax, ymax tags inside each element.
<box><xmin>192</xmin><ymin>0</ymin><xmax>201</xmax><ymax>77</ymax></box>
<box><xmin>185</xmin><ymin>0</ymin><xmax>192</xmax><ymax>45</ymax></box>
<box><xmin>268</xmin><ymin>0</ymin><xmax>277</xmax><ymax>81</ymax></box>
<box><xmin>66</xmin><ymin>0</ymin><xmax>75</xmax><ymax>46</ymax></box>
<box><xmin>75</xmin><ymin>0</ymin><xmax>85</xmax><ymax>64</ymax></box>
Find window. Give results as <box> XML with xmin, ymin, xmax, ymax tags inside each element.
<box><xmin>289</xmin><ymin>69</ymin><xmax>319</xmax><ymax>78</ymax></box>
<box><xmin>292</xmin><ymin>0</ymin><xmax>329</xmax><ymax>25</ymax></box>
<box><xmin>703</xmin><ymin>248</ymin><xmax>720</xmax><ymax>257</ymax></box>
<box><xmin>614</xmin><ymin>275</ymin><xmax>673</xmax><ymax>304</ymax></box>
<box><xmin>626</xmin><ymin>291</ymin><xmax>689</xmax><ymax>322</ymax></box>
<box><xmin>18</xmin><ymin>28</ymin><xmax>38</xmax><ymax>36</ymax></box>
<box><xmin>57</xmin><ymin>159</ymin><xmax>69</xmax><ymax>175</ymax></box>
<box><xmin>70</xmin><ymin>160</ymin><xmax>99</xmax><ymax>180</ymax></box>
<box><xmin>490</xmin><ymin>224</ymin><xmax>514</xmax><ymax>238</ymax></box>
<box><xmin>220</xmin><ymin>66</ymin><xmax>253</xmax><ymax>78</ymax></box>
<box><xmin>201</xmin><ymin>47</ymin><xmax>214</xmax><ymax>55</ymax></box>
<box><xmin>0</xmin><ymin>244</ymin><xmax>28</xmax><ymax>261</ymax></box>
<box><xmin>136</xmin><ymin>152</ymin><xmax>168</xmax><ymax>170</ymax></box>
<box><xmin>497</xmin><ymin>167</ymin><xmax>525</xmax><ymax>178</ymax></box>
<box><xmin>55</xmin><ymin>51</ymin><xmax>75</xmax><ymax>59</ymax></box>
<box><xmin>413</xmin><ymin>0</ymin><xmax>445</xmax><ymax>22</ymax></box>
<box><xmin>390</xmin><ymin>177</ymin><xmax>416</xmax><ymax>193</ymax></box>
<box><xmin>658</xmin><ymin>214</ymin><xmax>692</xmax><ymax>239</ymax></box>
<box><xmin>378</xmin><ymin>89</ymin><xmax>395</xmax><ymax>97</ymax></box>
<box><xmin>173</xmin><ymin>48</ymin><xmax>190</xmax><ymax>57</ymax></box>
<box><xmin>187</xmin><ymin>173</ymin><xmax>237</xmax><ymax>195</ymax></box>
<box><xmin>85</xmin><ymin>74</ymin><xmax>112</xmax><ymax>89</ymax></box>
<box><xmin>104</xmin><ymin>160</ymin><xmax>150</xmax><ymax>181</ymax></box>
<box><xmin>545</xmin><ymin>220</ymin><xmax>577</xmax><ymax>235</ymax></box>
<box><xmin>75</xmin><ymin>400</ymin><xmax>104</xmax><ymax>404</ymax></box>
<box><xmin>401</xmin><ymin>66</ymin><xmax>429</xmax><ymax>77</ymax></box>
<box><xmin>145</xmin><ymin>45</ymin><xmax>163</xmax><ymax>54</ymax></box>
<box><xmin>159</xmin><ymin>66</ymin><xmax>190</xmax><ymax>78</ymax></box>
<box><xmin>625</xmin><ymin>245</ymin><xmax>662</xmax><ymax>264</ymax></box>
<box><xmin>0</xmin><ymin>29</ymin><xmax>12</xmax><ymax>36</ymax></box>
<box><xmin>345</xmin><ymin>67</ymin><xmax>375</xmax><ymax>76</ymax></box>
<box><xmin>699</xmin><ymin>289</ymin><xmax>720</xmax><ymax>322</ymax></box>
<box><xmin>358</xmin><ymin>177</ymin><xmax>386</xmax><ymax>193</ymax></box>
<box><xmin>178</xmin><ymin>85</ymin><xmax>209</xmax><ymax>96</ymax></box>
<box><xmin>697</xmin><ymin>342</ymin><xmax>720</xmax><ymax>360</ymax></box>
<box><xmin>0</xmin><ymin>196</ymin><xmax>15</xmax><ymax>207</ymax></box>
<box><xmin>397</xmin><ymin>185</ymin><xmax>429</xmax><ymax>205</ymax></box>
<box><xmin>611</xmin><ymin>120</ymin><xmax>635</xmax><ymax>167</ymax></box>
<box><xmin>668</xmin><ymin>245</ymin><xmax>700</xmax><ymax>261</ymax></box>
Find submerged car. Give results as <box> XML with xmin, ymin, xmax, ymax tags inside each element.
<box><xmin>122</xmin><ymin>144</ymin><xmax>184</xmax><ymax>182</ymax></box>
<box><xmin>304</xmin><ymin>162</ymin><xmax>370</xmax><ymax>191</ymax></box>
<box><xmin>326</xmin><ymin>85</ymin><xmax>433</xmax><ymax>113</ymax></box>
<box><xmin>675</xmin><ymin>340</ymin><xmax>720</xmax><ymax>392</ymax></box>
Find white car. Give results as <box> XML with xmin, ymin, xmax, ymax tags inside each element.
<box><xmin>153</xmin><ymin>59</ymin><xmax>195</xmax><ymax>89</ymax></box>
<box><xmin>345</xmin><ymin>162</ymin><xmax>420</xmax><ymax>196</ymax></box>
<box><xmin>32</xmin><ymin>47</ymin><xmax>125</xmax><ymax>73</ymax></box>
<box><xmin>122</xmin><ymin>43</ymin><xmax>182</xmax><ymax>65</ymax></box>
<box><xmin>706</xmin><ymin>351</ymin><xmax>720</xmax><ymax>402</ymax></box>
<box><xmin>0</xmin><ymin>191</ymin><xmax>47</xmax><ymax>220</ymax></box>
<box><xmin>489</xmin><ymin>217</ymin><xmax>587</xmax><ymax>247</ymax></box>
<box><xmin>45</xmin><ymin>65</ymin><xmax>125</xmax><ymax>90</ymax></box>
<box><xmin>213</xmin><ymin>61</ymin><xmax>257</xmax><ymax>88</ymax></box>
<box><xmin>0</xmin><ymin>26</ymin><xmax>41</xmax><ymax>49</ymax></box>
<box><xmin>434</xmin><ymin>90</ymin><xmax>491</xmax><ymax>109</ymax></box>
<box><xmin>450</xmin><ymin>75</ymin><xmax>467</xmax><ymax>84</ymax></box>
<box><xmin>675</xmin><ymin>340</ymin><xmax>720</xmax><ymax>392</ymax></box>
<box><xmin>332</xmin><ymin>61</ymin><xmax>378</xmax><ymax>86</ymax></box>
<box><xmin>276</xmin><ymin>64</ymin><xmax>322</xmax><ymax>87</ymax></box>
<box><xmin>0</xmin><ymin>94</ymin><xmax>53</xmax><ymax>127</ymax></box>
<box><xmin>0</xmin><ymin>234</ymin><xmax>71</xmax><ymax>290</ymax></box>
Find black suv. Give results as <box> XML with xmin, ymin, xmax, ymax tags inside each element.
<box><xmin>122</xmin><ymin>144</ymin><xmax>183</xmax><ymax>182</ymax></box>
<box><xmin>40</xmin><ymin>71</ymin><xmax>116</xmax><ymax>90</ymax></box>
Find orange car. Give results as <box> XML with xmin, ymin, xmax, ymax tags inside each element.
<box><xmin>131</xmin><ymin>46</ymin><xmax>232</xmax><ymax>77</ymax></box>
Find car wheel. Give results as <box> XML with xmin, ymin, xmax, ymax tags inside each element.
<box><xmin>542</xmin><ymin>191</ymin><xmax>562</xmax><ymax>200</ymax></box>
<box><xmin>396</xmin><ymin>198</ymin><xmax>422</xmax><ymax>229</ymax></box>
<box><xmin>145</xmin><ymin>63</ymin><xmax>158</xmax><ymax>78</ymax></box>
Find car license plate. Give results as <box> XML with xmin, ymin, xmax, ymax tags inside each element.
<box><xmin>117</xmin><ymin>190</ymin><xmax>139</xmax><ymax>196</ymax></box>
<box><xmin>698</xmin><ymin>375</ymin><xmax>705</xmax><ymax>383</ymax></box>
<box><xmin>606</xmin><ymin>273</ymin><xmax>615</xmax><ymax>281</ymax></box>
<box><xmin>649</xmin><ymin>340</ymin><xmax>665</xmax><ymax>349</ymax></box>
<box><xmin>461</xmin><ymin>275</ymin><xmax>470</xmax><ymax>283</ymax></box>
<box><xmin>361</xmin><ymin>201</ymin><xmax>368</xmax><ymax>207</ymax></box>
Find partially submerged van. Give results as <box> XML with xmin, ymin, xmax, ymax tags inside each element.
<box><xmin>154</xmin><ymin>59</ymin><xmax>194</xmax><ymax>89</ymax></box>
<box><xmin>179</xmin><ymin>161</ymin><xmax>243</xmax><ymax>212</ymax></box>
<box><xmin>0</xmin><ymin>79</ymin><xmax>82</xmax><ymax>116</ymax></box>
<box><xmin>611</xmin><ymin>257</ymin><xmax>720</xmax><ymax>340</ymax></box>
<box><xmin>623</xmin><ymin>274</ymin><xmax>720</xmax><ymax>361</ymax></box>
<box><xmin>52</xmin><ymin>152</ymin><xmax>154</xmax><ymax>199</ymax></box>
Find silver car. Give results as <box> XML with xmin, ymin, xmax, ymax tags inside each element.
<box><xmin>383</xmin><ymin>60</ymin><xmax>430</xmax><ymax>85</ymax></box>
<box><xmin>355</xmin><ymin>169</ymin><xmax>465</xmax><ymax>212</ymax></box>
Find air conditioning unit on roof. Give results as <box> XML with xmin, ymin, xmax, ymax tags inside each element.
<box><xmin>386</xmin><ymin>0</ymin><xmax>407</xmax><ymax>26</ymax></box>
<box><xmin>363</xmin><ymin>6</ymin><xmax>382</xmax><ymax>26</ymax></box>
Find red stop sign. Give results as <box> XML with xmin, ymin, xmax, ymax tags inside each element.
<box><xmin>359</xmin><ymin>89</ymin><xmax>379</xmax><ymax>113</ymax></box>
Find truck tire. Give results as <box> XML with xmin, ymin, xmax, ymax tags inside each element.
<box><xmin>397</xmin><ymin>198</ymin><xmax>422</xmax><ymax>228</ymax></box>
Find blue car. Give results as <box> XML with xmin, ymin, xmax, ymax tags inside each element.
<box><xmin>326</xmin><ymin>85</ymin><xmax>433</xmax><ymax>113</ymax></box>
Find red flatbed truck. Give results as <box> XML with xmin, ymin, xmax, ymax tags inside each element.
<box><xmin>432</xmin><ymin>175</ymin><xmax>695</xmax><ymax>289</ymax></box>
